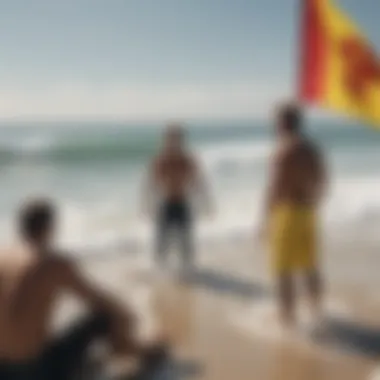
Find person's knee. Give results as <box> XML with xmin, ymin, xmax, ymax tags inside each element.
<box><xmin>277</xmin><ymin>274</ymin><xmax>294</xmax><ymax>301</ymax></box>
<box><xmin>90</xmin><ymin>309</ymin><xmax>137</xmax><ymax>335</ymax></box>
<box><xmin>87</xmin><ymin>312</ymin><xmax>113</xmax><ymax>335</ymax></box>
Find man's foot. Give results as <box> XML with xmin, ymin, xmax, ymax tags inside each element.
<box><xmin>145</xmin><ymin>343</ymin><xmax>168</xmax><ymax>361</ymax></box>
<box><xmin>140</xmin><ymin>342</ymin><xmax>170</xmax><ymax>371</ymax></box>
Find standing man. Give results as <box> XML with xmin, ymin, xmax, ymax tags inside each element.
<box><xmin>260</xmin><ymin>104</ymin><xmax>327</xmax><ymax>328</ymax></box>
<box><xmin>145</xmin><ymin>124</ymin><xmax>210</xmax><ymax>274</ymax></box>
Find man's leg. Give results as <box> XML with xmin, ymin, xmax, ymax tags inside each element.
<box><xmin>177</xmin><ymin>226</ymin><xmax>194</xmax><ymax>275</ymax></box>
<box><xmin>177</xmin><ymin>206</ymin><xmax>194</xmax><ymax>273</ymax></box>
<box><xmin>41</xmin><ymin>312</ymin><xmax>167</xmax><ymax>380</ymax></box>
<box><xmin>305</xmin><ymin>269</ymin><xmax>323</xmax><ymax>320</ymax></box>
<box><xmin>277</xmin><ymin>273</ymin><xmax>296</xmax><ymax>327</ymax></box>
<box><xmin>41</xmin><ymin>312</ymin><xmax>113</xmax><ymax>380</ymax></box>
<box><xmin>0</xmin><ymin>363</ymin><xmax>41</xmax><ymax>380</ymax></box>
<box><xmin>155</xmin><ymin>207</ymin><xmax>171</xmax><ymax>270</ymax></box>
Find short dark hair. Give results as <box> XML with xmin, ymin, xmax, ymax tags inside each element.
<box><xmin>19</xmin><ymin>199</ymin><xmax>56</xmax><ymax>241</ymax></box>
<box><xmin>277</xmin><ymin>103</ymin><xmax>302</xmax><ymax>133</ymax></box>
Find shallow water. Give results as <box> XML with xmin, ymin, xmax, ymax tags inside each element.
<box><xmin>0</xmin><ymin>120</ymin><xmax>379</xmax><ymax>254</ymax></box>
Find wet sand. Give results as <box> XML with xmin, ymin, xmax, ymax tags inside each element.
<box><xmin>56</xmin><ymin>239</ymin><xmax>380</xmax><ymax>379</ymax></box>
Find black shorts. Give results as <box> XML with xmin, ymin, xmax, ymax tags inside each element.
<box><xmin>155</xmin><ymin>200</ymin><xmax>193</xmax><ymax>265</ymax></box>
<box><xmin>0</xmin><ymin>313</ymin><xmax>110</xmax><ymax>380</ymax></box>
<box><xmin>158</xmin><ymin>200</ymin><xmax>191</xmax><ymax>227</ymax></box>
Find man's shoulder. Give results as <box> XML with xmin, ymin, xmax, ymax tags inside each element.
<box><xmin>288</xmin><ymin>138</ymin><xmax>320</xmax><ymax>156</ymax></box>
<box><xmin>44</xmin><ymin>252</ymin><xmax>76</xmax><ymax>274</ymax></box>
<box><xmin>0</xmin><ymin>246</ymin><xmax>29</xmax><ymax>267</ymax></box>
<box><xmin>275</xmin><ymin>142</ymin><xmax>295</xmax><ymax>161</ymax></box>
<box><xmin>155</xmin><ymin>152</ymin><xmax>195</xmax><ymax>165</ymax></box>
<box><xmin>274</xmin><ymin>139</ymin><xmax>314</xmax><ymax>165</ymax></box>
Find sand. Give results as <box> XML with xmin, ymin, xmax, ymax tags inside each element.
<box><xmin>55</xmin><ymin>238</ymin><xmax>380</xmax><ymax>380</ymax></box>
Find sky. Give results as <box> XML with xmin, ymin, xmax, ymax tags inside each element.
<box><xmin>0</xmin><ymin>0</ymin><xmax>379</xmax><ymax>121</ymax></box>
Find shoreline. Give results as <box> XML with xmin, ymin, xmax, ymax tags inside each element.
<box><xmin>51</xmin><ymin>237</ymin><xmax>380</xmax><ymax>379</ymax></box>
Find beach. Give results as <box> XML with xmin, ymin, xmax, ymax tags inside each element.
<box><xmin>2</xmin><ymin>0</ymin><xmax>380</xmax><ymax>377</ymax></box>
<box><xmin>1</xmin><ymin>120</ymin><xmax>380</xmax><ymax>379</ymax></box>
<box><xmin>54</xmin><ymin>234</ymin><xmax>380</xmax><ymax>380</ymax></box>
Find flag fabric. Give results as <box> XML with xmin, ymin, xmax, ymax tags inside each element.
<box><xmin>299</xmin><ymin>0</ymin><xmax>380</xmax><ymax>127</ymax></box>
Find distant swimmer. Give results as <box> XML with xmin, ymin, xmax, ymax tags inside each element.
<box><xmin>144</xmin><ymin>123</ymin><xmax>211</xmax><ymax>274</ymax></box>
<box><xmin>0</xmin><ymin>199</ymin><xmax>166</xmax><ymax>379</ymax></box>
<box><xmin>260</xmin><ymin>104</ymin><xmax>327</xmax><ymax>328</ymax></box>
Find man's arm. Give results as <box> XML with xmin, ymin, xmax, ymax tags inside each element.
<box><xmin>57</xmin><ymin>258</ymin><xmax>136</xmax><ymax>352</ymax></box>
<box><xmin>312</xmin><ymin>145</ymin><xmax>328</xmax><ymax>204</ymax></box>
<box><xmin>261</xmin><ymin>147</ymin><xmax>290</xmax><ymax>234</ymax></box>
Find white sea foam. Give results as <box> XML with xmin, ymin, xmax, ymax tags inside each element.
<box><xmin>0</xmin><ymin>135</ymin><xmax>58</xmax><ymax>157</ymax></box>
<box><xmin>199</xmin><ymin>140</ymin><xmax>272</xmax><ymax>171</ymax></box>
<box><xmin>2</xmin><ymin>169</ymin><xmax>380</xmax><ymax>257</ymax></box>
<box><xmin>322</xmin><ymin>176</ymin><xmax>380</xmax><ymax>242</ymax></box>
<box><xmin>0</xmin><ymin>124</ymin><xmax>379</xmax><ymax>257</ymax></box>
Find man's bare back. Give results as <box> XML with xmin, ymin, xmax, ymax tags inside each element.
<box><xmin>0</xmin><ymin>245</ymin><xmax>121</xmax><ymax>363</ymax></box>
<box><xmin>270</xmin><ymin>137</ymin><xmax>325</xmax><ymax>208</ymax></box>
<box><xmin>0</xmin><ymin>247</ymin><xmax>66</xmax><ymax>360</ymax></box>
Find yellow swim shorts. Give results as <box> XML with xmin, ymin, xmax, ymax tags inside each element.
<box><xmin>269</xmin><ymin>204</ymin><xmax>318</xmax><ymax>276</ymax></box>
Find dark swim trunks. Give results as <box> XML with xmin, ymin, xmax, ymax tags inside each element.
<box><xmin>0</xmin><ymin>313</ymin><xmax>110</xmax><ymax>380</ymax></box>
<box><xmin>155</xmin><ymin>199</ymin><xmax>193</xmax><ymax>268</ymax></box>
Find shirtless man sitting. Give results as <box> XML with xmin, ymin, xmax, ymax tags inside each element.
<box><xmin>261</xmin><ymin>103</ymin><xmax>327</xmax><ymax>327</ymax></box>
<box><xmin>0</xmin><ymin>199</ymin><xmax>164</xmax><ymax>379</ymax></box>
<box><xmin>145</xmin><ymin>124</ymin><xmax>210</xmax><ymax>273</ymax></box>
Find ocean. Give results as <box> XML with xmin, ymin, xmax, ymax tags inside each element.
<box><xmin>0</xmin><ymin>120</ymin><xmax>379</xmax><ymax>255</ymax></box>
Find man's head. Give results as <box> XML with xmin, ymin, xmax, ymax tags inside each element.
<box><xmin>19</xmin><ymin>199</ymin><xmax>56</xmax><ymax>246</ymax></box>
<box><xmin>276</xmin><ymin>103</ymin><xmax>303</xmax><ymax>138</ymax></box>
<box><xmin>163</xmin><ymin>123</ymin><xmax>185</xmax><ymax>153</ymax></box>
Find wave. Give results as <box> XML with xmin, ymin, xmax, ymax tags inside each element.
<box><xmin>200</xmin><ymin>141</ymin><xmax>271</xmax><ymax>170</ymax></box>
<box><xmin>0</xmin><ymin>135</ymin><xmax>159</xmax><ymax>164</ymax></box>
<box><xmin>0</xmin><ymin>132</ymin><xmax>272</xmax><ymax>170</ymax></box>
<box><xmin>2</xmin><ymin>172</ymin><xmax>380</xmax><ymax>255</ymax></box>
<box><xmin>325</xmin><ymin>177</ymin><xmax>380</xmax><ymax>226</ymax></box>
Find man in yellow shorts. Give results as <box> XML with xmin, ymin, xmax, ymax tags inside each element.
<box><xmin>261</xmin><ymin>103</ymin><xmax>327</xmax><ymax>327</ymax></box>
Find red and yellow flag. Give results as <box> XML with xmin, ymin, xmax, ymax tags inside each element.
<box><xmin>299</xmin><ymin>0</ymin><xmax>380</xmax><ymax>127</ymax></box>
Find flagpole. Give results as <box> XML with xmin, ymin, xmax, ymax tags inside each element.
<box><xmin>296</xmin><ymin>0</ymin><xmax>306</xmax><ymax>105</ymax></box>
